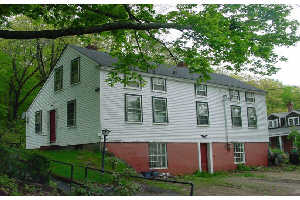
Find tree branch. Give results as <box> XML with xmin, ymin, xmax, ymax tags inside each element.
<box><xmin>18</xmin><ymin>80</ymin><xmax>44</xmax><ymax>106</ymax></box>
<box><xmin>0</xmin><ymin>21</ymin><xmax>190</xmax><ymax>39</ymax></box>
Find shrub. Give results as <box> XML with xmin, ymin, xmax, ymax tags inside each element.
<box><xmin>268</xmin><ymin>148</ymin><xmax>287</xmax><ymax>166</ymax></box>
<box><xmin>0</xmin><ymin>145</ymin><xmax>50</xmax><ymax>184</ymax></box>
<box><xmin>0</xmin><ymin>175</ymin><xmax>19</xmax><ymax>195</ymax></box>
<box><xmin>236</xmin><ymin>164</ymin><xmax>257</xmax><ymax>171</ymax></box>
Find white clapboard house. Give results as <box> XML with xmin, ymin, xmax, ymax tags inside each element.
<box><xmin>26</xmin><ymin>45</ymin><xmax>269</xmax><ymax>175</ymax></box>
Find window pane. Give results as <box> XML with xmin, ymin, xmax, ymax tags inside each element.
<box><xmin>71</xmin><ymin>59</ymin><xmax>80</xmax><ymax>84</ymax></box>
<box><xmin>67</xmin><ymin>100</ymin><xmax>76</xmax><ymax>126</ymax></box>
<box><xmin>196</xmin><ymin>85</ymin><xmax>207</xmax><ymax>96</ymax></box>
<box><xmin>127</xmin><ymin>95</ymin><xmax>141</xmax><ymax>109</ymax></box>
<box><xmin>125</xmin><ymin>95</ymin><xmax>142</xmax><ymax>122</ymax></box>
<box><xmin>153</xmin><ymin>98</ymin><xmax>168</xmax><ymax>123</ymax></box>
<box><xmin>152</xmin><ymin>78</ymin><xmax>166</xmax><ymax>91</ymax></box>
<box><xmin>148</xmin><ymin>143</ymin><xmax>167</xmax><ymax>169</ymax></box>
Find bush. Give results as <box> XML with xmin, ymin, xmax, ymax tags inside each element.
<box><xmin>268</xmin><ymin>148</ymin><xmax>287</xmax><ymax>166</ymax></box>
<box><xmin>0</xmin><ymin>145</ymin><xmax>50</xmax><ymax>184</ymax></box>
<box><xmin>289</xmin><ymin>150</ymin><xmax>300</xmax><ymax>165</ymax></box>
<box><xmin>236</xmin><ymin>164</ymin><xmax>257</xmax><ymax>171</ymax></box>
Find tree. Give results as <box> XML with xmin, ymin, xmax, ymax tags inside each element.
<box><xmin>0</xmin><ymin>16</ymin><xmax>77</xmax><ymax>123</ymax></box>
<box><xmin>0</xmin><ymin>4</ymin><xmax>299</xmax><ymax>85</ymax></box>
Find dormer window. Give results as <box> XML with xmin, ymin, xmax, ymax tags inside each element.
<box><xmin>151</xmin><ymin>77</ymin><xmax>166</xmax><ymax>92</ymax></box>
<box><xmin>229</xmin><ymin>89</ymin><xmax>240</xmax><ymax>101</ymax></box>
<box><xmin>268</xmin><ymin>119</ymin><xmax>279</xmax><ymax>128</ymax></box>
<box><xmin>288</xmin><ymin>117</ymin><xmax>299</xmax><ymax>126</ymax></box>
<box><xmin>195</xmin><ymin>84</ymin><xmax>207</xmax><ymax>96</ymax></box>
<box><xmin>245</xmin><ymin>92</ymin><xmax>255</xmax><ymax>103</ymax></box>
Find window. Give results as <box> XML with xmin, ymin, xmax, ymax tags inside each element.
<box><xmin>195</xmin><ymin>84</ymin><xmax>207</xmax><ymax>96</ymax></box>
<box><xmin>196</xmin><ymin>102</ymin><xmax>209</xmax><ymax>125</ymax></box>
<box><xmin>71</xmin><ymin>58</ymin><xmax>80</xmax><ymax>84</ymax></box>
<box><xmin>231</xmin><ymin>106</ymin><xmax>242</xmax><ymax>127</ymax></box>
<box><xmin>152</xmin><ymin>97</ymin><xmax>168</xmax><ymax>123</ymax></box>
<box><xmin>234</xmin><ymin>143</ymin><xmax>245</xmax><ymax>164</ymax></box>
<box><xmin>35</xmin><ymin>110</ymin><xmax>42</xmax><ymax>134</ymax></box>
<box><xmin>288</xmin><ymin>117</ymin><xmax>300</xmax><ymax>126</ymax></box>
<box><xmin>54</xmin><ymin>66</ymin><xmax>63</xmax><ymax>91</ymax></box>
<box><xmin>148</xmin><ymin>143</ymin><xmax>167</xmax><ymax>169</ymax></box>
<box><xmin>229</xmin><ymin>89</ymin><xmax>240</xmax><ymax>101</ymax></box>
<box><xmin>245</xmin><ymin>92</ymin><xmax>255</xmax><ymax>103</ymax></box>
<box><xmin>151</xmin><ymin>77</ymin><xmax>166</xmax><ymax>92</ymax></box>
<box><xmin>125</xmin><ymin>94</ymin><xmax>142</xmax><ymax>122</ymax></box>
<box><xmin>268</xmin><ymin>119</ymin><xmax>279</xmax><ymax>128</ymax></box>
<box><xmin>247</xmin><ymin>107</ymin><xmax>257</xmax><ymax>128</ymax></box>
<box><xmin>67</xmin><ymin>100</ymin><xmax>76</xmax><ymax>127</ymax></box>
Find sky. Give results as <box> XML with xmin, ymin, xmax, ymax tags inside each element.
<box><xmin>270</xmin><ymin>5</ymin><xmax>300</xmax><ymax>86</ymax></box>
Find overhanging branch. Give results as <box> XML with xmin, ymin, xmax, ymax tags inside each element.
<box><xmin>0</xmin><ymin>21</ymin><xmax>191</xmax><ymax>39</ymax></box>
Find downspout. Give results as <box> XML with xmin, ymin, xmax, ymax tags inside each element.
<box><xmin>223</xmin><ymin>95</ymin><xmax>230</xmax><ymax>151</ymax></box>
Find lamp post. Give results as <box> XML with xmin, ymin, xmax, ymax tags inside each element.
<box><xmin>101</xmin><ymin>128</ymin><xmax>111</xmax><ymax>172</ymax></box>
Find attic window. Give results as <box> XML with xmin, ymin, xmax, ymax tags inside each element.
<box><xmin>288</xmin><ymin>117</ymin><xmax>299</xmax><ymax>126</ymax></box>
<box><xmin>229</xmin><ymin>89</ymin><xmax>240</xmax><ymax>101</ymax></box>
<box><xmin>151</xmin><ymin>77</ymin><xmax>166</xmax><ymax>92</ymax></box>
<box><xmin>71</xmin><ymin>57</ymin><xmax>80</xmax><ymax>85</ymax></box>
<box><xmin>245</xmin><ymin>92</ymin><xmax>255</xmax><ymax>103</ymax></box>
<box><xmin>195</xmin><ymin>84</ymin><xmax>207</xmax><ymax>96</ymax></box>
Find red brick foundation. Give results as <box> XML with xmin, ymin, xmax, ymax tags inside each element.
<box><xmin>107</xmin><ymin>142</ymin><xmax>198</xmax><ymax>175</ymax></box>
<box><xmin>107</xmin><ymin>142</ymin><xmax>268</xmax><ymax>175</ymax></box>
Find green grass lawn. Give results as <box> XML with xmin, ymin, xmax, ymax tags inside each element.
<box><xmin>34</xmin><ymin>149</ymin><xmax>132</xmax><ymax>184</ymax></box>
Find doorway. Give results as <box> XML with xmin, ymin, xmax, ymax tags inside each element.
<box><xmin>49</xmin><ymin>110</ymin><xmax>56</xmax><ymax>143</ymax></box>
<box><xmin>200</xmin><ymin>143</ymin><xmax>208</xmax><ymax>172</ymax></box>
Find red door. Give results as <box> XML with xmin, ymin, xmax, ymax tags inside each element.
<box><xmin>50</xmin><ymin>110</ymin><xmax>56</xmax><ymax>143</ymax></box>
<box><xmin>200</xmin><ymin>143</ymin><xmax>208</xmax><ymax>172</ymax></box>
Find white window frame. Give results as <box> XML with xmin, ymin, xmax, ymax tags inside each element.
<box><xmin>231</xmin><ymin>105</ymin><xmax>242</xmax><ymax>127</ymax></box>
<box><xmin>195</xmin><ymin>84</ymin><xmax>207</xmax><ymax>97</ymax></box>
<box><xmin>234</xmin><ymin>143</ymin><xmax>245</xmax><ymax>164</ymax></box>
<box><xmin>125</xmin><ymin>94</ymin><xmax>143</xmax><ymax>123</ymax></box>
<box><xmin>196</xmin><ymin>102</ymin><xmax>209</xmax><ymax>126</ymax></box>
<box><xmin>245</xmin><ymin>92</ymin><xmax>255</xmax><ymax>103</ymax></box>
<box><xmin>229</xmin><ymin>89</ymin><xmax>240</xmax><ymax>102</ymax></box>
<box><xmin>268</xmin><ymin>119</ymin><xmax>279</xmax><ymax>128</ymax></box>
<box><xmin>148</xmin><ymin>143</ymin><xmax>168</xmax><ymax>169</ymax></box>
<box><xmin>288</xmin><ymin>117</ymin><xmax>300</xmax><ymax>126</ymax></box>
<box><xmin>247</xmin><ymin>107</ymin><xmax>257</xmax><ymax>128</ymax></box>
<box><xmin>152</xmin><ymin>97</ymin><xmax>168</xmax><ymax>124</ymax></box>
<box><xmin>151</xmin><ymin>77</ymin><xmax>166</xmax><ymax>92</ymax></box>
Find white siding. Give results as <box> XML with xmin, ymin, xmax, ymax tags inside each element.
<box><xmin>100</xmin><ymin>70</ymin><xmax>269</xmax><ymax>143</ymax></box>
<box><xmin>26</xmin><ymin>47</ymin><xmax>100</xmax><ymax>149</ymax></box>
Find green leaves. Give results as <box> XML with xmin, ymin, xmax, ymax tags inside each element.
<box><xmin>0</xmin><ymin>4</ymin><xmax>299</xmax><ymax>85</ymax></box>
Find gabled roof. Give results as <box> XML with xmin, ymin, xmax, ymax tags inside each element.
<box><xmin>69</xmin><ymin>45</ymin><xmax>265</xmax><ymax>93</ymax></box>
<box><xmin>268</xmin><ymin>110</ymin><xmax>300</xmax><ymax>119</ymax></box>
<box><xmin>268</xmin><ymin>112</ymin><xmax>289</xmax><ymax>118</ymax></box>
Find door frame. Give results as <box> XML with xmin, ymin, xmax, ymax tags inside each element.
<box><xmin>198</xmin><ymin>142</ymin><xmax>213</xmax><ymax>173</ymax></box>
<box><xmin>49</xmin><ymin>109</ymin><xmax>57</xmax><ymax>144</ymax></box>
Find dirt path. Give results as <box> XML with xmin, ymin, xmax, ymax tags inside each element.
<box><xmin>137</xmin><ymin>169</ymin><xmax>300</xmax><ymax>196</ymax></box>
<box><xmin>195</xmin><ymin>170</ymin><xmax>300</xmax><ymax>196</ymax></box>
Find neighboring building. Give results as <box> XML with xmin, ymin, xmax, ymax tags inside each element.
<box><xmin>26</xmin><ymin>45</ymin><xmax>269</xmax><ymax>175</ymax></box>
<box><xmin>268</xmin><ymin>102</ymin><xmax>299</xmax><ymax>153</ymax></box>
